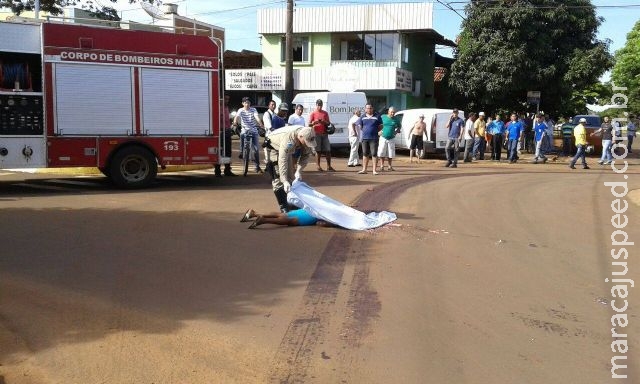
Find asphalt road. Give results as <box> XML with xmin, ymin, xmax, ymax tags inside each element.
<box><xmin>1</xmin><ymin>152</ymin><xmax>639</xmax><ymax>383</ymax></box>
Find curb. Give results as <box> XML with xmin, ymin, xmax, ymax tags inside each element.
<box><xmin>21</xmin><ymin>165</ymin><xmax>214</xmax><ymax>175</ymax></box>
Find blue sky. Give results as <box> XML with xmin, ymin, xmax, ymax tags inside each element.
<box><xmin>114</xmin><ymin>0</ymin><xmax>637</xmax><ymax>59</ymax></box>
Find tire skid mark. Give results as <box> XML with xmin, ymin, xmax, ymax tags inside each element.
<box><xmin>341</xmin><ymin>235</ymin><xmax>381</xmax><ymax>349</ymax></box>
<box><xmin>268</xmin><ymin>234</ymin><xmax>350</xmax><ymax>384</ymax></box>
<box><xmin>269</xmin><ymin>172</ymin><xmax>508</xmax><ymax>383</ymax></box>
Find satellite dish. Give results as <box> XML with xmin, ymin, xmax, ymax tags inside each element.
<box><xmin>141</xmin><ymin>2</ymin><xmax>170</xmax><ymax>20</ymax></box>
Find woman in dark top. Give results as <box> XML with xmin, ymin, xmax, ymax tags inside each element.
<box><xmin>591</xmin><ymin>116</ymin><xmax>614</xmax><ymax>165</ymax></box>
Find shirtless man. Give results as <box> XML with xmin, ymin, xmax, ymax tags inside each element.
<box><xmin>408</xmin><ymin>114</ymin><xmax>427</xmax><ymax>163</ymax></box>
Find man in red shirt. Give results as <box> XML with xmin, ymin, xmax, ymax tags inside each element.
<box><xmin>308</xmin><ymin>99</ymin><xmax>335</xmax><ymax>171</ymax></box>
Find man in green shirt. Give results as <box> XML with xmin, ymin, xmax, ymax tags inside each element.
<box><xmin>376</xmin><ymin>107</ymin><xmax>401</xmax><ymax>172</ymax></box>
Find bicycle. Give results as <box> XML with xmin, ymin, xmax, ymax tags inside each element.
<box><xmin>237</xmin><ymin>127</ymin><xmax>262</xmax><ymax>177</ymax></box>
<box><xmin>235</xmin><ymin>127</ymin><xmax>251</xmax><ymax>176</ymax></box>
<box><xmin>232</xmin><ymin>109</ymin><xmax>263</xmax><ymax>176</ymax></box>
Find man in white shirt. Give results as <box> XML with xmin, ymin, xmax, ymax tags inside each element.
<box><xmin>544</xmin><ymin>114</ymin><xmax>555</xmax><ymax>152</ymax></box>
<box><xmin>263</xmin><ymin>100</ymin><xmax>276</xmax><ymax>133</ymax></box>
<box><xmin>287</xmin><ymin>104</ymin><xmax>306</xmax><ymax>126</ymax></box>
<box><xmin>463</xmin><ymin>112</ymin><xmax>477</xmax><ymax>162</ymax></box>
<box><xmin>347</xmin><ymin>108</ymin><xmax>362</xmax><ymax>167</ymax></box>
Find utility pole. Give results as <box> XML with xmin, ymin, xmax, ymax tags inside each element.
<box><xmin>285</xmin><ymin>0</ymin><xmax>294</xmax><ymax>105</ymax></box>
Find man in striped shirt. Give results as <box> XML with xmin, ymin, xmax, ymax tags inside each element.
<box><xmin>233</xmin><ymin>97</ymin><xmax>265</xmax><ymax>173</ymax></box>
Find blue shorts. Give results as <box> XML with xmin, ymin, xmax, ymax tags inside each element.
<box><xmin>286</xmin><ymin>209</ymin><xmax>317</xmax><ymax>226</ymax></box>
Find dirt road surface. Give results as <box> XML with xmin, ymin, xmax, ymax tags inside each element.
<box><xmin>1</xmin><ymin>154</ymin><xmax>639</xmax><ymax>383</ymax></box>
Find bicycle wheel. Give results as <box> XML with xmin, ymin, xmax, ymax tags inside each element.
<box><xmin>242</xmin><ymin>142</ymin><xmax>250</xmax><ymax>176</ymax></box>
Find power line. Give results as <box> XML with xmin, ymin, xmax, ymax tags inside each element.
<box><xmin>189</xmin><ymin>1</ymin><xmax>284</xmax><ymax>17</ymax></box>
<box><xmin>111</xmin><ymin>0</ymin><xmax>640</xmax><ymax>13</ymax></box>
<box><xmin>435</xmin><ymin>0</ymin><xmax>466</xmax><ymax>19</ymax></box>
<box><xmin>114</xmin><ymin>1</ymin><xmax>284</xmax><ymax>16</ymax></box>
<box><xmin>294</xmin><ymin>0</ymin><xmax>640</xmax><ymax>10</ymax></box>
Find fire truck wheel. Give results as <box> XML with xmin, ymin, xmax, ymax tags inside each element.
<box><xmin>109</xmin><ymin>146</ymin><xmax>158</xmax><ymax>188</ymax></box>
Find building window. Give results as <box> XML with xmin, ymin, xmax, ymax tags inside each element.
<box><xmin>374</xmin><ymin>34</ymin><xmax>396</xmax><ymax>60</ymax></box>
<box><xmin>281</xmin><ymin>36</ymin><xmax>310</xmax><ymax>63</ymax></box>
<box><xmin>332</xmin><ymin>33</ymin><xmax>399</xmax><ymax>61</ymax></box>
<box><xmin>401</xmin><ymin>34</ymin><xmax>409</xmax><ymax>63</ymax></box>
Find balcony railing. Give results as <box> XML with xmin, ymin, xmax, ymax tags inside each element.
<box><xmin>330</xmin><ymin>59</ymin><xmax>399</xmax><ymax>68</ymax></box>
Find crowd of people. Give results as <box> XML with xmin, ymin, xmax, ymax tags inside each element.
<box><xmin>346</xmin><ymin>109</ymin><xmax>561</xmax><ymax>170</ymax></box>
<box><xmin>223</xmin><ymin>95</ymin><xmax>637</xmax><ymax>216</ymax></box>
<box><xmin>225</xmin><ymin>96</ymin><xmax>637</xmax><ymax>170</ymax></box>
<box><xmin>349</xmin><ymin>108</ymin><xmax>636</xmax><ymax>171</ymax></box>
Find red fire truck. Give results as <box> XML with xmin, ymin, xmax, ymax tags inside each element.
<box><xmin>0</xmin><ymin>18</ymin><xmax>224</xmax><ymax>188</ymax></box>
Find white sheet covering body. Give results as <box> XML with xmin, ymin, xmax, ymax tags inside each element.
<box><xmin>287</xmin><ymin>180</ymin><xmax>397</xmax><ymax>230</ymax></box>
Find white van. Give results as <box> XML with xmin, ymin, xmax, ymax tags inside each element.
<box><xmin>393</xmin><ymin>108</ymin><xmax>466</xmax><ymax>153</ymax></box>
<box><xmin>291</xmin><ymin>92</ymin><xmax>367</xmax><ymax>148</ymax></box>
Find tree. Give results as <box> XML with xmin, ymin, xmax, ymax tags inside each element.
<box><xmin>0</xmin><ymin>0</ymin><xmax>154</xmax><ymax>20</ymax></box>
<box><xmin>449</xmin><ymin>0</ymin><xmax>612</xmax><ymax>117</ymax></box>
<box><xmin>611</xmin><ymin>20</ymin><xmax>640</xmax><ymax>114</ymax></box>
<box><xmin>566</xmin><ymin>81</ymin><xmax>613</xmax><ymax>116</ymax></box>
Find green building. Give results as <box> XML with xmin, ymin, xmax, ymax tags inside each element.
<box><xmin>224</xmin><ymin>2</ymin><xmax>456</xmax><ymax>111</ymax></box>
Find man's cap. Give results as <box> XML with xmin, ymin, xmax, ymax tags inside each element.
<box><xmin>419</xmin><ymin>114</ymin><xmax>424</xmax><ymax>118</ymax></box>
<box><xmin>241</xmin><ymin>97</ymin><xmax>251</xmax><ymax>103</ymax></box>
<box><xmin>279</xmin><ymin>102</ymin><xmax>289</xmax><ymax>111</ymax></box>
<box><xmin>298</xmin><ymin>126</ymin><xmax>317</xmax><ymax>150</ymax></box>
<box><xmin>579</xmin><ymin>117</ymin><xmax>587</xmax><ymax>123</ymax></box>
<box><xmin>479</xmin><ymin>112</ymin><xmax>485</xmax><ymax>116</ymax></box>
<box><xmin>316</xmin><ymin>99</ymin><xmax>323</xmax><ymax>105</ymax></box>
<box><xmin>453</xmin><ymin>108</ymin><xmax>459</xmax><ymax>113</ymax></box>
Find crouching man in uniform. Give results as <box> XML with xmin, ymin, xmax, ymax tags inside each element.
<box><xmin>264</xmin><ymin>125</ymin><xmax>317</xmax><ymax>212</ymax></box>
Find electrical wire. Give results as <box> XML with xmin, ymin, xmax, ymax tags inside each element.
<box><xmin>189</xmin><ymin>1</ymin><xmax>285</xmax><ymax>17</ymax></box>
<box><xmin>294</xmin><ymin>0</ymin><xmax>640</xmax><ymax>10</ymax></box>
<box><xmin>435</xmin><ymin>0</ymin><xmax>466</xmax><ymax>19</ymax></box>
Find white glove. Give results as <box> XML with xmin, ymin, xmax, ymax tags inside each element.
<box><xmin>283</xmin><ymin>181</ymin><xmax>291</xmax><ymax>193</ymax></box>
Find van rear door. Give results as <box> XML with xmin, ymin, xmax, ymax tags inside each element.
<box><xmin>326</xmin><ymin>92</ymin><xmax>367</xmax><ymax>148</ymax></box>
<box><xmin>434</xmin><ymin>112</ymin><xmax>451</xmax><ymax>150</ymax></box>
<box><xmin>433</xmin><ymin>111</ymin><xmax>465</xmax><ymax>151</ymax></box>
<box><xmin>393</xmin><ymin>111</ymin><xmax>408</xmax><ymax>149</ymax></box>
<box><xmin>325</xmin><ymin>93</ymin><xmax>350</xmax><ymax>146</ymax></box>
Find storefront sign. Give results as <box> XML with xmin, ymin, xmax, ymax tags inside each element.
<box><xmin>396</xmin><ymin>68</ymin><xmax>412</xmax><ymax>92</ymax></box>
<box><xmin>225</xmin><ymin>69</ymin><xmax>285</xmax><ymax>90</ymax></box>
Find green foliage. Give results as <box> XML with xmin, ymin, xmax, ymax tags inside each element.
<box><xmin>611</xmin><ymin>20</ymin><xmax>640</xmax><ymax>114</ymax></box>
<box><xmin>566</xmin><ymin>81</ymin><xmax>614</xmax><ymax>116</ymax></box>
<box><xmin>0</xmin><ymin>0</ymin><xmax>155</xmax><ymax>19</ymax></box>
<box><xmin>87</xmin><ymin>5</ymin><xmax>121</xmax><ymax>21</ymax></box>
<box><xmin>449</xmin><ymin>0</ymin><xmax>613</xmax><ymax>117</ymax></box>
